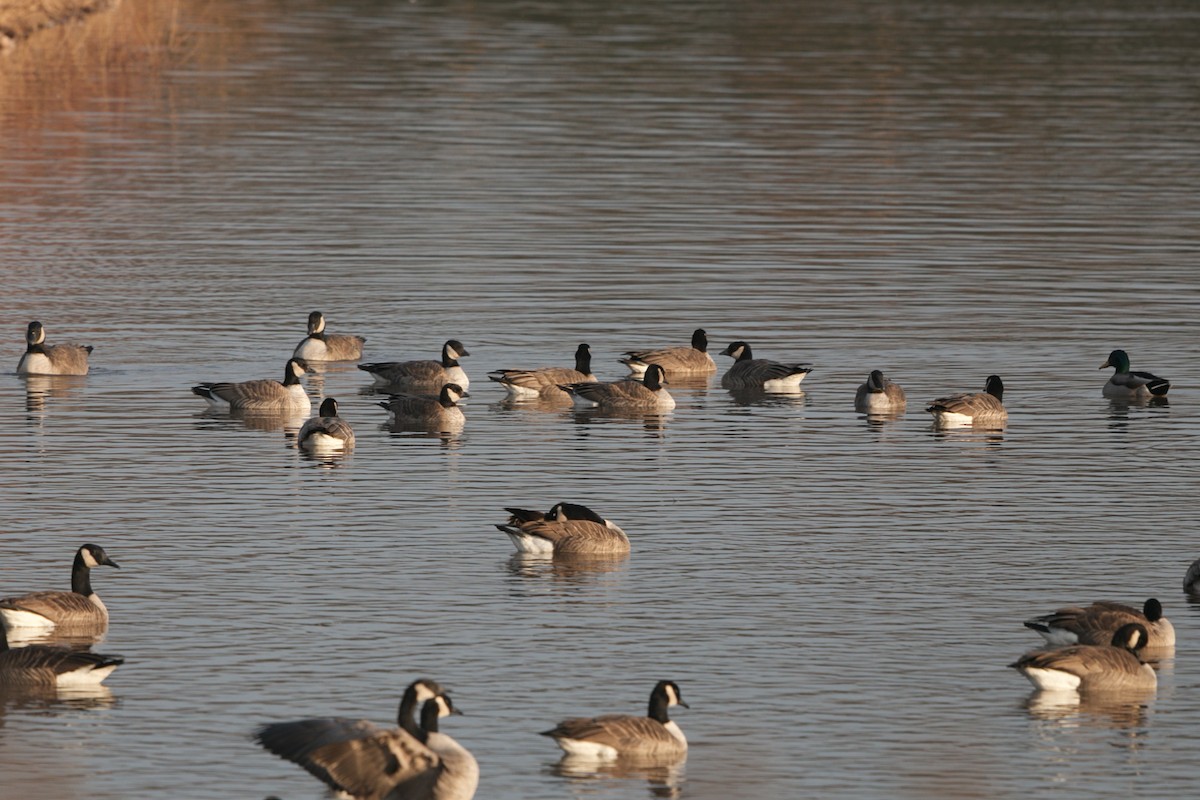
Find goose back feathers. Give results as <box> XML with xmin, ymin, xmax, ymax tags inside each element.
<box><xmin>620</xmin><ymin>329</ymin><xmax>716</xmax><ymax>377</ymax></box>
<box><xmin>1024</xmin><ymin>598</ymin><xmax>1175</xmax><ymax>648</ymax></box>
<box><xmin>17</xmin><ymin>321</ymin><xmax>92</xmax><ymax>376</ymax></box>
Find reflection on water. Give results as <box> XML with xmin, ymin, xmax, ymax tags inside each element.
<box><xmin>550</xmin><ymin>754</ymin><xmax>686</xmax><ymax>799</ymax></box>
<box><xmin>0</xmin><ymin>683</ymin><xmax>117</xmax><ymax>715</ymax></box>
<box><xmin>505</xmin><ymin>553</ymin><xmax>630</xmax><ymax>583</ymax></box>
<box><xmin>21</xmin><ymin>374</ymin><xmax>88</xmax><ymax>419</ymax></box>
<box><xmin>1023</xmin><ymin>689</ymin><xmax>1154</xmax><ymax>733</ymax></box>
<box><xmin>193</xmin><ymin>409</ymin><xmax>309</xmax><ymax>435</ymax></box>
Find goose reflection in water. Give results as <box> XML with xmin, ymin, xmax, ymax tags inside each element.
<box><xmin>1022</xmin><ymin>688</ymin><xmax>1155</xmax><ymax>733</ymax></box>
<box><xmin>505</xmin><ymin>552</ymin><xmax>630</xmax><ymax>585</ymax></box>
<box><xmin>194</xmin><ymin>408</ymin><xmax>309</xmax><ymax>435</ymax></box>
<box><xmin>569</xmin><ymin>408</ymin><xmax>671</xmax><ymax>438</ymax></box>
<box><xmin>549</xmin><ymin>754</ymin><xmax>686</xmax><ymax>799</ymax></box>
<box><xmin>1</xmin><ymin>682</ymin><xmax>116</xmax><ymax>714</ymax></box>
<box><xmin>21</xmin><ymin>374</ymin><xmax>89</xmax><ymax>419</ymax></box>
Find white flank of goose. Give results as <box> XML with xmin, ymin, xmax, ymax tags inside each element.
<box><xmin>17</xmin><ymin>320</ymin><xmax>92</xmax><ymax>376</ymax></box>
<box><xmin>192</xmin><ymin>358</ymin><xmax>311</xmax><ymax>413</ymax></box>
<box><xmin>488</xmin><ymin>343</ymin><xmax>595</xmax><ymax>400</ymax></box>
<box><xmin>926</xmin><ymin>375</ymin><xmax>1007</xmax><ymax>427</ymax></box>
<box><xmin>0</xmin><ymin>544</ymin><xmax>119</xmax><ymax>635</ymax></box>
<box><xmin>718</xmin><ymin>341</ymin><xmax>812</xmax><ymax>391</ymax></box>
<box><xmin>293</xmin><ymin>311</ymin><xmax>366</xmax><ymax>362</ymax></box>
<box><xmin>297</xmin><ymin>397</ymin><xmax>356</xmax><ymax>450</ymax></box>
<box><xmin>496</xmin><ymin>503</ymin><xmax>630</xmax><ymax>555</ymax></box>
<box><xmin>620</xmin><ymin>329</ymin><xmax>717</xmax><ymax>377</ymax></box>
<box><xmin>0</xmin><ymin>625</ymin><xmax>123</xmax><ymax>687</ymax></box>
<box><xmin>542</xmin><ymin>680</ymin><xmax>689</xmax><ymax>760</ymax></box>
<box><xmin>559</xmin><ymin>364</ymin><xmax>674</xmax><ymax>411</ymax></box>
<box><xmin>1010</xmin><ymin>623</ymin><xmax>1157</xmax><ymax>692</ymax></box>
<box><xmin>1024</xmin><ymin>598</ymin><xmax>1175</xmax><ymax>648</ymax></box>
<box><xmin>1100</xmin><ymin>349</ymin><xmax>1169</xmax><ymax>400</ymax></box>
<box><xmin>358</xmin><ymin>340</ymin><xmax>470</xmax><ymax>393</ymax></box>
<box><xmin>854</xmin><ymin>370</ymin><xmax>907</xmax><ymax>414</ymax></box>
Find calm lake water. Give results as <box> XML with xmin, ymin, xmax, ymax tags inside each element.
<box><xmin>2</xmin><ymin>1</ymin><xmax>1199</xmax><ymax>798</ymax></box>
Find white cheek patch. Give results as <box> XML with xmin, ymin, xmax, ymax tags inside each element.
<box><xmin>82</xmin><ymin>549</ymin><xmax>100</xmax><ymax>568</ymax></box>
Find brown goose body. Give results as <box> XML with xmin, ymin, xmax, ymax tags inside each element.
<box><xmin>496</xmin><ymin>503</ymin><xmax>630</xmax><ymax>555</ymax></box>
<box><xmin>560</xmin><ymin>364</ymin><xmax>674</xmax><ymax>411</ymax></box>
<box><xmin>718</xmin><ymin>341</ymin><xmax>812</xmax><ymax>391</ymax></box>
<box><xmin>620</xmin><ymin>329</ymin><xmax>716</xmax><ymax>377</ymax></box>
<box><xmin>192</xmin><ymin>358</ymin><xmax>311</xmax><ymax>413</ymax></box>
<box><xmin>489</xmin><ymin>344</ymin><xmax>595</xmax><ymax>400</ymax></box>
<box><xmin>297</xmin><ymin>397</ymin><xmax>356</xmax><ymax>450</ymax></box>
<box><xmin>359</xmin><ymin>340</ymin><xmax>470</xmax><ymax>392</ymax></box>
<box><xmin>378</xmin><ymin>384</ymin><xmax>466</xmax><ymax>429</ymax></box>
<box><xmin>294</xmin><ymin>311</ymin><xmax>366</xmax><ymax>362</ymax></box>
<box><xmin>1010</xmin><ymin>623</ymin><xmax>1157</xmax><ymax>692</ymax></box>
<box><xmin>926</xmin><ymin>375</ymin><xmax>1007</xmax><ymax>426</ymax></box>
<box><xmin>1024</xmin><ymin>599</ymin><xmax>1175</xmax><ymax>648</ymax></box>
<box><xmin>542</xmin><ymin>681</ymin><xmax>688</xmax><ymax>760</ymax></box>
<box><xmin>854</xmin><ymin>370</ymin><xmax>907</xmax><ymax>414</ymax></box>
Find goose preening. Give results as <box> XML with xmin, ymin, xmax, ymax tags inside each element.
<box><xmin>497</xmin><ymin>503</ymin><xmax>630</xmax><ymax>555</ymax></box>
<box><xmin>1010</xmin><ymin>623</ymin><xmax>1157</xmax><ymax>692</ymax></box>
<box><xmin>255</xmin><ymin>683</ymin><xmax>478</xmax><ymax>800</ymax></box>
<box><xmin>718</xmin><ymin>341</ymin><xmax>812</xmax><ymax>391</ymax></box>
<box><xmin>377</xmin><ymin>384</ymin><xmax>466</xmax><ymax>429</ymax></box>
<box><xmin>293</xmin><ymin>311</ymin><xmax>366</xmax><ymax>362</ymax></box>
<box><xmin>854</xmin><ymin>370</ymin><xmax>907</xmax><ymax>414</ymax></box>
<box><xmin>192</xmin><ymin>358</ymin><xmax>311</xmax><ymax>414</ymax></box>
<box><xmin>0</xmin><ymin>544</ymin><xmax>119</xmax><ymax>636</ymax></box>
<box><xmin>619</xmin><ymin>329</ymin><xmax>717</xmax><ymax>377</ymax></box>
<box><xmin>358</xmin><ymin>340</ymin><xmax>470</xmax><ymax>393</ymax></box>
<box><xmin>297</xmin><ymin>397</ymin><xmax>356</xmax><ymax>450</ymax></box>
<box><xmin>1100</xmin><ymin>349</ymin><xmax>1169</xmax><ymax>400</ymax></box>
<box><xmin>925</xmin><ymin>375</ymin><xmax>1007</xmax><ymax>427</ymax></box>
<box><xmin>559</xmin><ymin>364</ymin><xmax>675</xmax><ymax>411</ymax></box>
<box><xmin>1024</xmin><ymin>598</ymin><xmax>1175</xmax><ymax>649</ymax></box>
<box><xmin>16</xmin><ymin>321</ymin><xmax>92</xmax><ymax>376</ymax></box>
<box><xmin>542</xmin><ymin>680</ymin><xmax>689</xmax><ymax>760</ymax></box>
<box><xmin>488</xmin><ymin>343</ymin><xmax>595</xmax><ymax>400</ymax></box>
<box><xmin>0</xmin><ymin>624</ymin><xmax>123</xmax><ymax>688</ymax></box>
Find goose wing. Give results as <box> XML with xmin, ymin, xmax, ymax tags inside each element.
<box><xmin>298</xmin><ymin>416</ymin><xmax>355</xmax><ymax>444</ymax></box>
<box><xmin>490</xmin><ymin>367</ymin><xmax>588</xmax><ymax>393</ymax></box>
<box><xmin>622</xmin><ymin>346</ymin><xmax>712</xmax><ymax>373</ymax></box>
<box><xmin>547</xmin><ymin>714</ymin><xmax>676</xmax><ymax>750</ymax></box>
<box><xmin>360</xmin><ymin>360</ymin><xmax>444</xmax><ymax>384</ymax></box>
<box><xmin>927</xmin><ymin>391</ymin><xmax>1005</xmax><ymax>417</ymax></box>
<box><xmin>324</xmin><ymin>333</ymin><xmax>366</xmax><ymax>360</ymax></box>
<box><xmin>1012</xmin><ymin>644</ymin><xmax>1149</xmax><ymax>687</ymax></box>
<box><xmin>514</xmin><ymin>520</ymin><xmax>629</xmax><ymax>554</ymax></box>
<box><xmin>203</xmin><ymin>379</ymin><xmax>290</xmax><ymax>407</ymax></box>
<box><xmin>725</xmin><ymin>359</ymin><xmax>808</xmax><ymax>387</ymax></box>
<box><xmin>45</xmin><ymin>343</ymin><xmax>92</xmax><ymax>373</ymax></box>
<box><xmin>0</xmin><ymin>591</ymin><xmax>103</xmax><ymax>625</ymax></box>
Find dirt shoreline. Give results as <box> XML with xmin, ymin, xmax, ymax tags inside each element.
<box><xmin>0</xmin><ymin>0</ymin><xmax>119</xmax><ymax>48</ymax></box>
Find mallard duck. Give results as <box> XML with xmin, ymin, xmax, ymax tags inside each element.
<box><xmin>1100</xmin><ymin>349</ymin><xmax>1169</xmax><ymax>399</ymax></box>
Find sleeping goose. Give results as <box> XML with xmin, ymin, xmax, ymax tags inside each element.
<box><xmin>1024</xmin><ymin>598</ymin><xmax>1175</xmax><ymax>649</ymax></box>
<box><xmin>926</xmin><ymin>375</ymin><xmax>1007</xmax><ymax>427</ymax></box>
<box><xmin>718</xmin><ymin>341</ymin><xmax>812</xmax><ymax>391</ymax></box>
<box><xmin>619</xmin><ymin>329</ymin><xmax>717</xmax><ymax>377</ymax></box>
<box><xmin>0</xmin><ymin>625</ymin><xmax>124</xmax><ymax>687</ymax></box>
<box><xmin>1100</xmin><ymin>349</ymin><xmax>1169</xmax><ymax>400</ymax></box>
<box><xmin>0</xmin><ymin>544</ymin><xmax>119</xmax><ymax>635</ymax></box>
<box><xmin>377</xmin><ymin>384</ymin><xmax>466</xmax><ymax>429</ymax></box>
<box><xmin>542</xmin><ymin>680</ymin><xmax>689</xmax><ymax>760</ymax></box>
<box><xmin>293</xmin><ymin>311</ymin><xmax>366</xmax><ymax>362</ymax></box>
<box><xmin>297</xmin><ymin>397</ymin><xmax>355</xmax><ymax>450</ymax></box>
<box><xmin>560</xmin><ymin>364</ymin><xmax>675</xmax><ymax>411</ymax></box>
<box><xmin>854</xmin><ymin>370</ymin><xmax>907</xmax><ymax>414</ymax></box>
<box><xmin>192</xmin><ymin>358</ymin><xmax>311</xmax><ymax>414</ymax></box>
<box><xmin>16</xmin><ymin>321</ymin><xmax>92</xmax><ymax>376</ymax></box>
<box><xmin>1010</xmin><ymin>623</ymin><xmax>1157</xmax><ymax>692</ymax></box>
<box><xmin>256</xmin><ymin>687</ymin><xmax>478</xmax><ymax>800</ymax></box>
<box><xmin>497</xmin><ymin>503</ymin><xmax>630</xmax><ymax>555</ymax></box>
<box><xmin>488</xmin><ymin>344</ymin><xmax>595</xmax><ymax>400</ymax></box>
<box><xmin>358</xmin><ymin>340</ymin><xmax>470</xmax><ymax>393</ymax></box>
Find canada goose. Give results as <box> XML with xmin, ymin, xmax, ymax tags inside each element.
<box><xmin>0</xmin><ymin>624</ymin><xmax>124</xmax><ymax>687</ymax></box>
<box><xmin>192</xmin><ymin>358</ymin><xmax>311</xmax><ymax>413</ymax></box>
<box><xmin>0</xmin><ymin>544</ymin><xmax>119</xmax><ymax>635</ymax></box>
<box><xmin>16</xmin><ymin>321</ymin><xmax>92</xmax><ymax>376</ymax></box>
<box><xmin>1184</xmin><ymin>559</ymin><xmax>1200</xmax><ymax>593</ymax></box>
<box><xmin>854</xmin><ymin>370</ymin><xmax>906</xmax><ymax>414</ymax></box>
<box><xmin>542</xmin><ymin>680</ymin><xmax>689</xmax><ymax>760</ymax></box>
<box><xmin>488</xmin><ymin>344</ymin><xmax>595</xmax><ymax>400</ymax></box>
<box><xmin>1024</xmin><ymin>598</ymin><xmax>1175</xmax><ymax>649</ymax></box>
<box><xmin>1100</xmin><ymin>349</ymin><xmax>1169</xmax><ymax>399</ymax></box>
<box><xmin>497</xmin><ymin>503</ymin><xmax>630</xmax><ymax>555</ymax></box>
<box><xmin>559</xmin><ymin>364</ymin><xmax>675</xmax><ymax>411</ymax></box>
<box><xmin>620</xmin><ymin>329</ymin><xmax>717</xmax><ymax>377</ymax></box>
<box><xmin>293</xmin><ymin>311</ymin><xmax>366</xmax><ymax>362</ymax></box>
<box><xmin>1010</xmin><ymin>623</ymin><xmax>1157</xmax><ymax>692</ymax></box>
<box><xmin>358</xmin><ymin>340</ymin><xmax>470</xmax><ymax>393</ymax></box>
<box><xmin>256</xmin><ymin>687</ymin><xmax>478</xmax><ymax>800</ymax></box>
<box><xmin>926</xmin><ymin>375</ymin><xmax>1007</xmax><ymax>426</ymax></box>
<box><xmin>718</xmin><ymin>341</ymin><xmax>812</xmax><ymax>391</ymax></box>
<box><xmin>296</xmin><ymin>397</ymin><xmax>355</xmax><ymax>450</ymax></box>
<box><xmin>377</xmin><ymin>384</ymin><xmax>466</xmax><ymax>428</ymax></box>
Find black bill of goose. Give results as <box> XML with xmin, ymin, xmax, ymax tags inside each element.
<box><xmin>0</xmin><ymin>544</ymin><xmax>119</xmax><ymax>636</ymax></box>
<box><xmin>1100</xmin><ymin>349</ymin><xmax>1169</xmax><ymax>400</ymax></box>
<box><xmin>0</xmin><ymin>624</ymin><xmax>124</xmax><ymax>688</ymax></box>
<box><xmin>854</xmin><ymin>370</ymin><xmax>907</xmax><ymax>414</ymax></box>
<box><xmin>358</xmin><ymin>340</ymin><xmax>470</xmax><ymax>393</ymax></box>
<box><xmin>559</xmin><ymin>364</ymin><xmax>675</xmax><ymax>411</ymax></box>
<box><xmin>488</xmin><ymin>343</ymin><xmax>595</xmax><ymax>400</ymax></box>
<box><xmin>925</xmin><ymin>375</ymin><xmax>1007</xmax><ymax>427</ymax></box>
<box><xmin>293</xmin><ymin>311</ymin><xmax>366</xmax><ymax>362</ymax></box>
<box><xmin>497</xmin><ymin>503</ymin><xmax>630</xmax><ymax>555</ymax></box>
<box><xmin>297</xmin><ymin>397</ymin><xmax>355</xmax><ymax>450</ymax></box>
<box><xmin>1010</xmin><ymin>623</ymin><xmax>1157</xmax><ymax>693</ymax></box>
<box><xmin>542</xmin><ymin>680</ymin><xmax>689</xmax><ymax>760</ymax></box>
<box><xmin>718</xmin><ymin>341</ymin><xmax>812</xmax><ymax>391</ymax></box>
<box><xmin>1024</xmin><ymin>598</ymin><xmax>1175</xmax><ymax>649</ymax></box>
<box><xmin>255</xmin><ymin>687</ymin><xmax>478</xmax><ymax>800</ymax></box>
<box><xmin>17</xmin><ymin>321</ymin><xmax>93</xmax><ymax>376</ymax></box>
<box><xmin>377</xmin><ymin>384</ymin><xmax>466</xmax><ymax>429</ymax></box>
<box><xmin>619</xmin><ymin>329</ymin><xmax>717</xmax><ymax>377</ymax></box>
<box><xmin>192</xmin><ymin>358</ymin><xmax>311</xmax><ymax>414</ymax></box>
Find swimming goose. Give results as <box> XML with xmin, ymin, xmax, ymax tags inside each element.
<box><xmin>497</xmin><ymin>503</ymin><xmax>630</xmax><ymax>555</ymax></box>
<box><xmin>358</xmin><ymin>340</ymin><xmax>470</xmax><ymax>393</ymax></box>
<box><xmin>926</xmin><ymin>375</ymin><xmax>1007</xmax><ymax>427</ymax></box>
<box><xmin>297</xmin><ymin>397</ymin><xmax>356</xmax><ymax>450</ymax></box>
<box><xmin>1100</xmin><ymin>349</ymin><xmax>1169</xmax><ymax>399</ymax></box>
<box><xmin>16</xmin><ymin>321</ymin><xmax>92</xmax><ymax>376</ymax></box>
<box><xmin>488</xmin><ymin>344</ymin><xmax>595</xmax><ymax>400</ymax></box>
<box><xmin>560</xmin><ymin>364</ymin><xmax>675</xmax><ymax>411</ymax></box>
<box><xmin>0</xmin><ymin>625</ymin><xmax>124</xmax><ymax>687</ymax></box>
<box><xmin>542</xmin><ymin>680</ymin><xmax>689</xmax><ymax>760</ymax></box>
<box><xmin>1010</xmin><ymin>623</ymin><xmax>1157</xmax><ymax>692</ymax></box>
<box><xmin>1024</xmin><ymin>598</ymin><xmax>1175</xmax><ymax>649</ymax></box>
<box><xmin>1184</xmin><ymin>559</ymin><xmax>1200</xmax><ymax>593</ymax></box>
<box><xmin>293</xmin><ymin>311</ymin><xmax>366</xmax><ymax>362</ymax></box>
<box><xmin>0</xmin><ymin>544</ymin><xmax>119</xmax><ymax>635</ymax></box>
<box><xmin>718</xmin><ymin>341</ymin><xmax>812</xmax><ymax>391</ymax></box>
<box><xmin>854</xmin><ymin>370</ymin><xmax>907</xmax><ymax>414</ymax></box>
<box><xmin>256</xmin><ymin>688</ymin><xmax>478</xmax><ymax>800</ymax></box>
<box><xmin>192</xmin><ymin>358</ymin><xmax>311</xmax><ymax>413</ymax></box>
<box><xmin>620</xmin><ymin>329</ymin><xmax>717</xmax><ymax>377</ymax></box>
<box><xmin>377</xmin><ymin>384</ymin><xmax>466</xmax><ymax>428</ymax></box>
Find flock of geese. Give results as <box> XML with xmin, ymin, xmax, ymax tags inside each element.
<box><xmin>5</xmin><ymin>314</ymin><xmax>1183</xmax><ymax>799</ymax></box>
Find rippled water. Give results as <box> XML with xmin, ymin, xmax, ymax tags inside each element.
<box><xmin>2</xmin><ymin>1</ymin><xmax>1200</xmax><ymax>798</ymax></box>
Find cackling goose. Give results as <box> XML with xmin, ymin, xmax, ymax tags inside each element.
<box><xmin>297</xmin><ymin>397</ymin><xmax>355</xmax><ymax>450</ymax></box>
<box><xmin>854</xmin><ymin>370</ymin><xmax>907</xmax><ymax>414</ymax></box>
<box><xmin>0</xmin><ymin>625</ymin><xmax>123</xmax><ymax>687</ymax></box>
<box><xmin>497</xmin><ymin>503</ymin><xmax>630</xmax><ymax>555</ymax></box>
<box><xmin>718</xmin><ymin>341</ymin><xmax>812</xmax><ymax>391</ymax></box>
<box><xmin>377</xmin><ymin>384</ymin><xmax>466</xmax><ymax>429</ymax></box>
<box><xmin>1024</xmin><ymin>598</ymin><xmax>1175</xmax><ymax>649</ymax></box>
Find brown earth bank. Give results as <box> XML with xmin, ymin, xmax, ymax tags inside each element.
<box><xmin>0</xmin><ymin>0</ymin><xmax>118</xmax><ymax>47</ymax></box>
